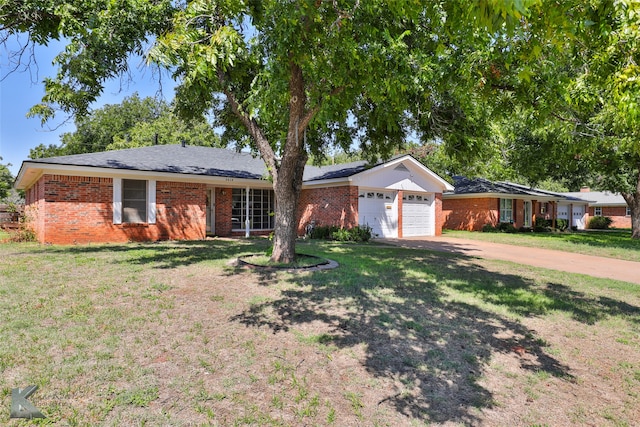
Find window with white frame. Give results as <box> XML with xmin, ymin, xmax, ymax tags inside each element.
<box><xmin>594</xmin><ymin>207</ymin><xmax>602</xmax><ymax>216</ymax></box>
<box><xmin>231</xmin><ymin>188</ymin><xmax>275</xmax><ymax>230</ymax></box>
<box><xmin>500</xmin><ymin>198</ymin><xmax>513</xmax><ymax>223</ymax></box>
<box><xmin>627</xmin><ymin>207</ymin><xmax>631</xmax><ymax>217</ymax></box>
<box><xmin>113</xmin><ymin>178</ymin><xmax>156</xmax><ymax>224</ymax></box>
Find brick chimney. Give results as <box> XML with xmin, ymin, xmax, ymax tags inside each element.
<box><xmin>580</xmin><ymin>186</ymin><xmax>590</xmax><ymax>192</ymax></box>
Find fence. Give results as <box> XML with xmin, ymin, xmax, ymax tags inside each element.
<box><xmin>0</xmin><ymin>204</ymin><xmax>23</xmax><ymax>230</ymax></box>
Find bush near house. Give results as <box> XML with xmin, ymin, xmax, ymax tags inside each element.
<box><xmin>498</xmin><ymin>222</ymin><xmax>518</xmax><ymax>233</ymax></box>
<box><xmin>555</xmin><ymin>218</ymin><xmax>569</xmax><ymax>231</ymax></box>
<box><xmin>310</xmin><ymin>225</ymin><xmax>372</xmax><ymax>242</ymax></box>
<box><xmin>482</xmin><ymin>224</ymin><xmax>499</xmax><ymax>233</ymax></box>
<box><xmin>588</xmin><ymin>216</ymin><xmax>613</xmax><ymax>230</ymax></box>
<box><xmin>481</xmin><ymin>222</ymin><xmax>518</xmax><ymax>233</ymax></box>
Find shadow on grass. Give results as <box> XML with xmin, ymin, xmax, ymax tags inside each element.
<box><xmin>11</xmin><ymin>239</ymin><xmax>638</xmax><ymax>423</ymax></box>
<box><xmin>230</xmin><ymin>243</ymin><xmax>639</xmax><ymax>424</ymax></box>
<box><xmin>19</xmin><ymin>238</ymin><xmax>272</xmax><ymax>269</ymax></box>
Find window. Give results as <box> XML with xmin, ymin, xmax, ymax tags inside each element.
<box><xmin>540</xmin><ymin>203</ymin><xmax>546</xmax><ymax>214</ymax></box>
<box><xmin>113</xmin><ymin>178</ymin><xmax>156</xmax><ymax>224</ymax></box>
<box><xmin>500</xmin><ymin>199</ymin><xmax>513</xmax><ymax>223</ymax></box>
<box><xmin>232</xmin><ymin>188</ymin><xmax>275</xmax><ymax>230</ymax></box>
<box><xmin>627</xmin><ymin>207</ymin><xmax>631</xmax><ymax>217</ymax></box>
<box><xmin>594</xmin><ymin>207</ymin><xmax>602</xmax><ymax>216</ymax></box>
<box><xmin>123</xmin><ymin>180</ymin><xmax>147</xmax><ymax>223</ymax></box>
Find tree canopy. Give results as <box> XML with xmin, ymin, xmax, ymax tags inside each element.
<box><xmin>29</xmin><ymin>93</ymin><xmax>224</xmax><ymax>159</ymax></box>
<box><xmin>0</xmin><ymin>159</ymin><xmax>13</xmax><ymax>201</ymax></box>
<box><xmin>1</xmin><ymin>0</ymin><xmax>576</xmax><ymax>259</ymax></box>
<box><xmin>483</xmin><ymin>0</ymin><xmax>640</xmax><ymax>236</ymax></box>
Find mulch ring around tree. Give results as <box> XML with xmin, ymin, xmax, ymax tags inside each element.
<box><xmin>234</xmin><ymin>253</ymin><xmax>339</xmax><ymax>271</ymax></box>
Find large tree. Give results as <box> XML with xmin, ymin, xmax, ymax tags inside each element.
<box><xmin>488</xmin><ymin>1</ymin><xmax>640</xmax><ymax>237</ymax></box>
<box><xmin>2</xmin><ymin>0</ymin><xmax>547</xmax><ymax>261</ymax></box>
<box><xmin>29</xmin><ymin>93</ymin><xmax>223</xmax><ymax>159</ymax></box>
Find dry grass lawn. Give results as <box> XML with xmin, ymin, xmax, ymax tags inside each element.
<box><xmin>1</xmin><ymin>238</ymin><xmax>638</xmax><ymax>426</ymax></box>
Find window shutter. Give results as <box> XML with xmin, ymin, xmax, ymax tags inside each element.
<box><xmin>113</xmin><ymin>178</ymin><xmax>122</xmax><ymax>224</ymax></box>
<box><xmin>148</xmin><ymin>180</ymin><xmax>156</xmax><ymax>224</ymax></box>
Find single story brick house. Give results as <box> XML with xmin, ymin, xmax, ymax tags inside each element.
<box><xmin>563</xmin><ymin>187</ymin><xmax>631</xmax><ymax>229</ymax></box>
<box><xmin>14</xmin><ymin>144</ymin><xmax>453</xmax><ymax>244</ymax></box>
<box><xmin>442</xmin><ymin>177</ymin><xmax>592</xmax><ymax>231</ymax></box>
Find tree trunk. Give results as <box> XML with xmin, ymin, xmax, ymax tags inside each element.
<box><xmin>271</xmin><ymin>150</ymin><xmax>307</xmax><ymax>263</ymax></box>
<box><xmin>219</xmin><ymin>61</ymin><xmax>316</xmax><ymax>263</ymax></box>
<box><xmin>270</xmin><ymin>61</ymin><xmax>309</xmax><ymax>263</ymax></box>
<box><xmin>622</xmin><ymin>170</ymin><xmax>640</xmax><ymax>239</ymax></box>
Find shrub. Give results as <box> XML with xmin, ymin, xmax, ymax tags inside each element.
<box><xmin>555</xmin><ymin>218</ymin><xmax>568</xmax><ymax>231</ymax></box>
<box><xmin>588</xmin><ymin>216</ymin><xmax>613</xmax><ymax>230</ymax></box>
<box><xmin>5</xmin><ymin>212</ymin><xmax>37</xmax><ymax>243</ymax></box>
<box><xmin>310</xmin><ymin>224</ymin><xmax>372</xmax><ymax>242</ymax></box>
<box><xmin>498</xmin><ymin>222</ymin><xmax>518</xmax><ymax>233</ymax></box>
<box><xmin>533</xmin><ymin>218</ymin><xmax>551</xmax><ymax>232</ymax></box>
<box><xmin>310</xmin><ymin>225</ymin><xmax>338</xmax><ymax>240</ymax></box>
<box><xmin>482</xmin><ymin>224</ymin><xmax>498</xmax><ymax>233</ymax></box>
<box><xmin>331</xmin><ymin>225</ymin><xmax>372</xmax><ymax>242</ymax></box>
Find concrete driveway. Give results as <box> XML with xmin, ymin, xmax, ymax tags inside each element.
<box><xmin>380</xmin><ymin>236</ymin><xmax>640</xmax><ymax>285</ymax></box>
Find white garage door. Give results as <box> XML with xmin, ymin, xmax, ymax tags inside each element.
<box><xmin>402</xmin><ymin>193</ymin><xmax>433</xmax><ymax>237</ymax></box>
<box><xmin>358</xmin><ymin>190</ymin><xmax>397</xmax><ymax>238</ymax></box>
<box><xmin>558</xmin><ymin>205</ymin><xmax>569</xmax><ymax>220</ymax></box>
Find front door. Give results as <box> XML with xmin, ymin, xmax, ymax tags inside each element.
<box><xmin>523</xmin><ymin>201</ymin><xmax>532</xmax><ymax>228</ymax></box>
<box><xmin>206</xmin><ymin>188</ymin><xmax>215</xmax><ymax>235</ymax></box>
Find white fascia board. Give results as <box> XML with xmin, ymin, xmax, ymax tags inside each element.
<box><xmin>302</xmin><ymin>177</ymin><xmax>352</xmax><ymax>189</ymax></box>
<box><xmin>351</xmin><ymin>155</ymin><xmax>454</xmax><ymax>192</ymax></box>
<box><xmin>14</xmin><ymin>163</ymin><xmax>273</xmax><ymax>190</ymax></box>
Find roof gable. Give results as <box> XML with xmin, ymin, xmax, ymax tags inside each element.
<box><xmin>349</xmin><ymin>155</ymin><xmax>454</xmax><ymax>192</ymax></box>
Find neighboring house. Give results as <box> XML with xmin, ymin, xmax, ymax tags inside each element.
<box><xmin>442</xmin><ymin>177</ymin><xmax>592</xmax><ymax>231</ymax></box>
<box><xmin>14</xmin><ymin>144</ymin><xmax>453</xmax><ymax>244</ymax></box>
<box><xmin>563</xmin><ymin>187</ymin><xmax>631</xmax><ymax>229</ymax></box>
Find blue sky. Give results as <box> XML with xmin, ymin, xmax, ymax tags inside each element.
<box><xmin>1</xmin><ymin>36</ymin><xmax>175</xmax><ymax>177</ymax></box>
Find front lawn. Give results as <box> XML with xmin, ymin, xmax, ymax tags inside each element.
<box><xmin>444</xmin><ymin>229</ymin><xmax>640</xmax><ymax>262</ymax></box>
<box><xmin>1</xmin><ymin>239</ymin><xmax>638</xmax><ymax>426</ymax></box>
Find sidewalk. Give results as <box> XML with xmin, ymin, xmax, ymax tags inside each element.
<box><xmin>381</xmin><ymin>236</ymin><xmax>640</xmax><ymax>285</ymax></box>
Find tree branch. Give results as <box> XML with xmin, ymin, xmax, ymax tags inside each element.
<box><xmin>216</xmin><ymin>69</ymin><xmax>278</xmax><ymax>175</ymax></box>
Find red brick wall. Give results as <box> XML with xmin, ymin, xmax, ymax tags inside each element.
<box><xmin>296</xmin><ymin>186</ymin><xmax>359</xmax><ymax>235</ymax></box>
<box><xmin>214</xmin><ymin>187</ymin><xmax>233</xmax><ymax>236</ymax></box>
<box><xmin>442</xmin><ymin>197</ymin><xmax>499</xmax><ymax>231</ymax></box>
<box><xmin>24</xmin><ymin>175</ymin><xmax>207</xmax><ymax>244</ymax></box>
<box><xmin>24</xmin><ymin>177</ymin><xmax>46</xmax><ymax>242</ymax></box>
<box><xmin>589</xmin><ymin>206</ymin><xmax>631</xmax><ymax>229</ymax></box>
<box><xmin>154</xmin><ymin>181</ymin><xmax>207</xmax><ymax>241</ymax></box>
<box><xmin>434</xmin><ymin>193</ymin><xmax>443</xmax><ymax>236</ymax></box>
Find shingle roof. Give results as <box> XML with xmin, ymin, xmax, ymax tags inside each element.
<box><xmin>449</xmin><ymin>177</ymin><xmax>550</xmax><ymax>197</ymax></box>
<box><xmin>303</xmin><ymin>161</ymin><xmax>368</xmax><ymax>181</ymax></box>
<box><xmin>447</xmin><ymin>177</ymin><xmax>591</xmax><ymax>202</ymax></box>
<box><xmin>23</xmin><ymin>145</ymin><xmax>270</xmax><ymax>179</ymax></box>
<box><xmin>564</xmin><ymin>191</ymin><xmax>627</xmax><ymax>206</ymax></box>
<box><xmin>19</xmin><ymin>144</ymin><xmax>374</xmax><ymax>182</ymax></box>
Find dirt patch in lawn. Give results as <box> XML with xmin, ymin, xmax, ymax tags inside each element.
<box><xmin>1</xmin><ymin>241</ymin><xmax>638</xmax><ymax>426</ymax></box>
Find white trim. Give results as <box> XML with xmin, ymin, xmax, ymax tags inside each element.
<box><xmin>113</xmin><ymin>178</ymin><xmax>122</xmax><ymax>224</ymax></box>
<box><xmin>148</xmin><ymin>180</ymin><xmax>156</xmax><ymax>224</ymax></box>
<box><xmin>245</xmin><ymin>186</ymin><xmax>250</xmax><ymax>238</ymax></box>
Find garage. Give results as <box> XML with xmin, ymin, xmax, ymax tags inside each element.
<box><xmin>358</xmin><ymin>190</ymin><xmax>397</xmax><ymax>238</ymax></box>
<box><xmin>402</xmin><ymin>192</ymin><xmax>434</xmax><ymax>237</ymax></box>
